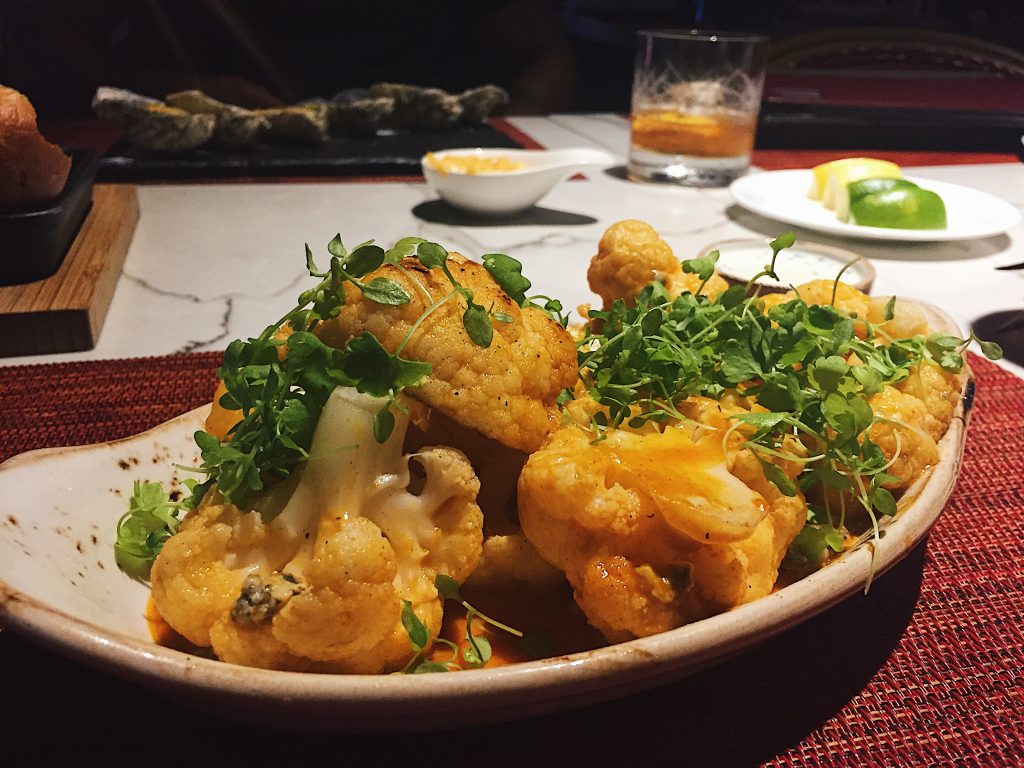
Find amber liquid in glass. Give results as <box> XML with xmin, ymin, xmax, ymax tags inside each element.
<box><xmin>630</xmin><ymin>109</ymin><xmax>756</xmax><ymax>158</ymax></box>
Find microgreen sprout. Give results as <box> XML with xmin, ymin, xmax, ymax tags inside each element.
<box><xmin>185</xmin><ymin>236</ymin><xmax>541</xmax><ymax>510</ymax></box>
<box><xmin>398</xmin><ymin>575</ymin><xmax>522</xmax><ymax>674</ymax></box>
<box><xmin>830</xmin><ymin>256</ymin><xmax>864</xmax><ymax>306</ymax></box>
<box><xmin>570</xmin><ymin>233</ymin><xmax>1000</xmax><ymax>584</ymax></box>
<box><xmin>114</xmin><ymin>480</ymin><xmax>196</xmax><ymax>580</ymax></box>
<box><xmin>745</xmin><ymin>231</ymin><xmax>797</xmax><ymax>296</ymax></box>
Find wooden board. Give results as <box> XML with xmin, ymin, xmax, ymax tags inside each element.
<box><xmin>0</xmin><ymin>184</ymin><xmax>138</xmax><ymax>357</ymax></box>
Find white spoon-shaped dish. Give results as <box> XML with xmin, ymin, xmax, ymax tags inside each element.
<box><xmin>421</xmin><ymin>147</ymin><xmax>615</xmax><ymax>216</ymax></box>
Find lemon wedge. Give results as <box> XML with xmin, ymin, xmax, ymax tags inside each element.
<box><xmin>808</xmin><ymin>158</ymin><xmax>901</xmax><ymax>208</ymax></box>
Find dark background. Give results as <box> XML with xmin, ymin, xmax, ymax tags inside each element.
<box><xmin>2</xmin><ymin>0</ymin><xmax>1023</xmax><ymax>116</ymax></box>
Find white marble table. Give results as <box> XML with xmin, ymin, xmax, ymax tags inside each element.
<box><xmin>4</xmin><ymin>114</ymin><xmax>1022</xmax><ymax>377</ymax></box>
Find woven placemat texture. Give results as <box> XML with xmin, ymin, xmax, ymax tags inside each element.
<box><xmin>0</xmin><ymin>351</ymin><xmax>221</xmax><ymax>462</ymax></box>
<box><xmin>0</xmin><ymin>351</ymin><xmax>1021</xmax><ymax>766</ymax></box>
<box><xmin>766</xmin><ymin>354</ymin><xmax>1024</xmax><ymax>765</ymax></box>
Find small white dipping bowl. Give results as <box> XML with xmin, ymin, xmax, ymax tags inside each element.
<box><xmin>422</xmin><ymin>147</ymin><xmax>615</xmax><ymax>217</ymax></box>
<box><xmin>699</xmin><ymin>238</ymin><xmax>875</xmax><ymax>294</ymax></box>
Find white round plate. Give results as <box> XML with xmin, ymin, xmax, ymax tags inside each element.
<box><xmin>0</xmin><ymin>302</ymin><xmax>971</xmax><ymax>733</ymax></box>
<box><xmin>730</xmin><ymin>169</ymin><xmax>1021</xmax><ymax>241</ymax></box>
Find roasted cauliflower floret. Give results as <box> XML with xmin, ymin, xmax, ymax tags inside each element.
<box><xmin>868</xmin><ymin>294</ymin><xmax>929</xmax><ymax>340</ymax></box>
<box><xmin>150</xmin><ymin>501</ymin><xmax>275</xmax><ymax>649</ymax></box>
<box><xmin>402</xmin><ymin>382</ymin><xmax>564</xmax><ymax>589</ymax></box>
<box><xmin>318</xmin><ymin>256</ymin><xmax>577</xmax><ymax>453</ymax></box>
<box><xmin>518</xmin><ymin>419</ymin><xmax>806</xmax><ymax>642</ymax></box>
<box><xmin>893</xmin><ymin>362</ymin><xmax>962</xmax><ymax>442</ymax></box>
<box><xmin>760</xmin><ymin>280</ymin><xmax>870</xmax><ymax>322</ymax></box>
<box><xmin>867</xmin><ymin>384</ymin><xmax>940</xmax><ymax>490</ymax></box>
<box><xmin>151</xmin><ymin>387</ymin><xmax>483</xmax><ymax>673</ymax></box>
<box><xmin>587</xmin><ymin>219</ymin><xmax>727</xmax><ymax>310</ymax></box>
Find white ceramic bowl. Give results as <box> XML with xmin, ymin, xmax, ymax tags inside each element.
<box><xmin>0</xmin><ymin>300</ymin><xmax>970</xmax><ymax>732</ymax></box>
<box><xmin>421</xmin><ymin>147</ymin><xmax>615</xmax><ymax>216</ymax></box>
<box><xmin>699</xmin><ymin>238</ymin><xmax>876</xmax><ymax>294</ymax></box>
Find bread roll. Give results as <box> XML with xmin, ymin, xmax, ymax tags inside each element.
<box><xmin>0</xmin><ymin>85</ymin><xmax>72</xmax><ymax>208</ymax></box>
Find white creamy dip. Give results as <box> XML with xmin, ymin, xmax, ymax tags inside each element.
<box><xmin>706</xmin><ymin>240</ymin><xmax>873</xmax><ymax>291</ymax></box>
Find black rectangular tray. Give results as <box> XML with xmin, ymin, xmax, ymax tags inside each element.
<box><xmin>97</xmin><ymin>122</ymin><xmax>526</xmax><ymax>182</ymax></box>
<box><xmin>0</xmin><ymin>149</ymin><xmax>100</xmax><ymax>287</ymax></box>
<box><xmin>758</xmin><ymin>103</ymin><xmax>1024</xmax><ymax>153</ymax></box>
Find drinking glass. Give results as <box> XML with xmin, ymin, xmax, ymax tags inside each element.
<box><xmin>628</xmin><ymin>30</ymin><xmax>767</xmax><ymax>186</ymax></box>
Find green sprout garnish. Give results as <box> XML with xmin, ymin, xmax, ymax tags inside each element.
<box><xmin>399</xmin><ymin>575</ymin><xmax>523</xmax><ymax>673</ymax></box>
<box><xmin>185</xmin><ymin>236</ymin><xmax>539</xmax><ymax>509</ymax></box>
<box><xmin>571</xmin><ymin>233</ymin><xmax>1002</xmax><ymax>581</ymax></box>
<box><xmin>114</xmin><ymin>480</ymin><xmax>196</xmax><ymax>580</ymax></box>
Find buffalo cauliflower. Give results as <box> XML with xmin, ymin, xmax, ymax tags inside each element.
<box><xmin>587</xmin><ymin>219</ymin><xmax>728</xmax><ymax>310</ymax></box>
<box><xmin>151</xmin><ymin>387</ymin><xmax>483</xmax><ymax>672</ymax></box>
<box><xmin>518</xmin><ymin>410</ymin><xmax>807</xmax><ymax>643</ymax></box>
<box><xmin>402</xmin><ymin>405</ymin><xmax>563</xmax><ymax>588</ymax></box>
<box><xmin>318</xmin><ymin>254</ymin><xmax>577</xmax><ymax>453</ymax></box>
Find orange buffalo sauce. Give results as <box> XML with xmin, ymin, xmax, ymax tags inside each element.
<box><xmin>432</xmin><ymin>582</ymin><xmax>605</xmax><ymax>668</ymax></box>
<box><xmin>147</xmin><ymin>585</ymin><xmax>604</xmax><ymax>668</ymax></box>
<box><xmin>145</xmin><ymin>595</ymin><xmax>198</xmax><ymax>653</ymax></box>
<box><xmin>205</xmin><ymin>325</ymin><xmax>294</xmax><ymax>441</ymax></box>
<box><xmin>599</xmin><ymin>426</ymin><xmax>768</xmax><ymax>541</ymax></box>
<box><xmin>204</xmin><ymin>380</ymin><xmax>242</xmax><ymax>441</ymax></box>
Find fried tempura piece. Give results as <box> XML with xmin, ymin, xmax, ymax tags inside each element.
<box><xmin>319</xmin><ymin>255</ymin><xmax>578</xmax><ymax>453</ymax></box>
<box><xmin>587</xmin><ymin>220</ymin><xmax>727</xmax><ymax>310</ymax></box>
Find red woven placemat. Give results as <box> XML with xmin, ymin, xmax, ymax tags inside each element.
<box><xmin>0</xmin><ymin>352</ymin><xmax>222</xmax><ymax>461</ymax></box>
<box><xmin>1</xmin><ymin>351</ymin><xmax>1021</xmax><ymax>765</ymax></box>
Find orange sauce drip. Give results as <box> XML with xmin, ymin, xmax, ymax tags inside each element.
<box><xmin>145</xmin><ymin>595</ymin><xmax>200</xmax><ymax>653</ymax></box>
<box><xmin>431</xmin><ymin>582</ymin><xmax>604</xmax><ymax>668</ymax></box>
<box><xmin>205</xmin><ymin>325</ymin><xmax>292</xmax><ymax>441</ymax></box>
<box><xmin>630</xmin><ymin>109</ymin><xmax>756</xmax><ymax>157</ymax></box>
<box><xmin>603</xmin><ymin>428</ymin><xmax>767</xmax><ymax>540</ymax></box>
<box><xmin>147</xmin><ymin>585</ymin><xmax>604</xmax><ymax>669</ymax></box>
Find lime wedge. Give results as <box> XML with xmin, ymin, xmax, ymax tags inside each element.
<box><xmin>824</xmin><ymin>159</ymin><xmax>901</xmax><ymax>210</ymax></box>
<box><xmin>849</xmin><ymin>187</ymin><xmax>948</xmax><ymax>230</ymax></box>
<box><xmin>836</xmin><ymin>177</ymin><xmax>920</xmax><ymax>222</ymax></box>
<box><xmin>808</xmin><ymin>158</ymin><xmax>901</xmax><ymax>204</ymax></box>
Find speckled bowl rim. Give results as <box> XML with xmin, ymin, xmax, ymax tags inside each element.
<box><xmin>0</xmin><ymin>300</ymin><xmax>970</xmax><ymax>732</ymax></box>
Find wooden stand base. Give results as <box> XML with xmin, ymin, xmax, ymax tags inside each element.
<box><xmin>0</xmin><ymin>184</ymin><xmax>138</xmax><ymax>357</ymax></box>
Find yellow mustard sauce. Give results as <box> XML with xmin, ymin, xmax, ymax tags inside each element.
<box><xmin>425</xmin><ymin>152</ymin><xmax>526</xmax><ymax>175</ymax></box>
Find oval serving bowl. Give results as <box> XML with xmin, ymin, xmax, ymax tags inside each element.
<box><xmin>0</xmin><ymin>300</ymin><xmax>971</xmax><ymax>733</ymax></box>
<box><xmin>421</xmin><ymin>147</ymin><xmax>614</xmax><ymax>216</ymax></box>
